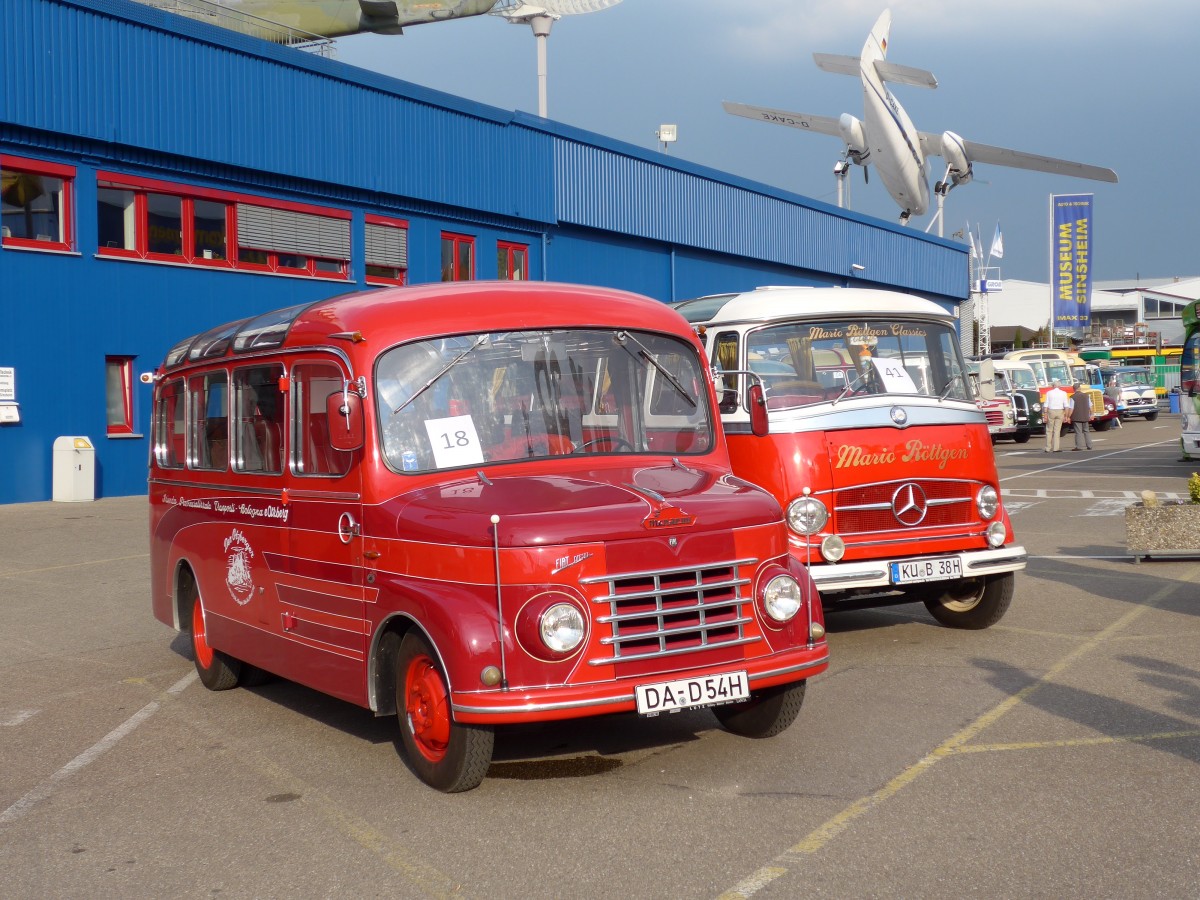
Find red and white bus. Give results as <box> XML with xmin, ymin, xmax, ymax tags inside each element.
<box><xmin>676</xmin><ymin>286</ymin><xmax>1026</xmax><ymax>629</ymax></box>
<box><xmin>149</xmin><ymin>282</ymin><xmax>829</xmax><ymax>791</ymax></box>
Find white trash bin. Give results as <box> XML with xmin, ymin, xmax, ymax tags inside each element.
<box><xmin>52</xmin><ymin>436</ymin><xmax>96</xmax><ymax>502</ymax></box>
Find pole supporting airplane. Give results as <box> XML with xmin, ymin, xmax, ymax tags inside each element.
<box><xmin>723</xmin><ymin>9</ymin><xmax>1118</xmax><ymax>228</ymax></box>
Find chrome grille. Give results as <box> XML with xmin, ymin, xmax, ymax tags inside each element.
<box><xmin>583</xmin><ymin>559</ymin><xmax>759</xmax><ymax>666</ymax></box>
<box><xmin>834</xmin><ymin>480</ymin><xmax>975</xmax><ymax>534</ymax></box>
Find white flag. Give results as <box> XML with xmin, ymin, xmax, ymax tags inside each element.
<box><xmin>966</xmin><ymin>224</ymin><xmax>981</xmax><ymax>260</ymax></box>
<box><xmin>990</xmin><ymin>224</ymin><xmax>1004</xmax><ymax>260</ymax></box>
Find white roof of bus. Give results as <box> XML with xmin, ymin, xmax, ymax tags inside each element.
<box><xmin>677</xmin><ymin>286</ymin><xmax>953</xmax><ymax>325</ymax></box>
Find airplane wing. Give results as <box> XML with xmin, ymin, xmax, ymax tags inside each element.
<box><xmin>874</xmin><ymin>61</ymin><xmax>937</xmax><ymax>89</ymax></box>
<box><xmin>919</xmin><ymin>131</ymin><xmax>1118</xmax><ymax>183</ymax></box>
<box><xmin>722</xmin><ymin>101</ymin><xmax>842</xmax><ymax>137</ymax></box>
<box><xmin>812</xmin><ymin>53</ymin><xmax>862</xmax><ymax>77</ymax></box>
<box><xmin>813</xmin><ymin>53</ymin><xmax>937</xmax><ymax>89</ymax></box>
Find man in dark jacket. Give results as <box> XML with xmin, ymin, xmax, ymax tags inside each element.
<box><xmin>1067</xmin><ymin>383</ymin><xmax>1093</xmax><ymax>450</ymax></box>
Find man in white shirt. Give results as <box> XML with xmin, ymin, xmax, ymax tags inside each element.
<box><xmin>1044</xmin><ymin>378</ymin><xmax>1070</xmax><ymax>452</ymax></box>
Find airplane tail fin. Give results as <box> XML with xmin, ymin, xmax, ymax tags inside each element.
<box><xmin>867</xmin><ymin>8</ymin><xmax>892</xmax><ymax>59</ymax></box>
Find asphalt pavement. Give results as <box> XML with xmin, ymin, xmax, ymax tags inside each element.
<box><xmin>2</xmin><ymin>415</ymin><xmax>1198</xmax><ymax>899</ymax></box>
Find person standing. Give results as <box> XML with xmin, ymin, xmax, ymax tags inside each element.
<box><xmin>1044</xmin><ymin>378</ymin><xmax>1070</xmax><ymax>452</ymax></box>
<box><xmin>1067</xmin><ymin>381</ymin><xmax>1093</xmax><ymax>451</ymax></box>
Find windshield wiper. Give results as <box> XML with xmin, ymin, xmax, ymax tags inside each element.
<box><xmin>392</xmin><ymin>335</ymin><xmax>488</xmax><ymax>415</ymax></box>
<box><xmin>938</xmin><ymin>372</ymin><xmax>964</xmax><ymax>402</ymax></box>
<box><xmin>830</xmin><ymin>368</ymin><xmax>870</xmax><ymax>405</ymax></box>
<box><xmin>615</xmin><ymin>331</ymin><xmax>698</xmax><ymax>409</ymax></box>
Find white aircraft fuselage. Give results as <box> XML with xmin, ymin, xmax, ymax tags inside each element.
<box><xmin>857</xmin><ymin>10</ymin><xmax>929</xmax><ymax>217</ymax></box>
<box><xmin>722</xmin><ymin>8</ymin><xmax>1116</xmax><ymax>224</ymax></box>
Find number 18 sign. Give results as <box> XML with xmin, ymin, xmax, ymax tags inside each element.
<box><xmin>425</xmin><ymin>415</ymin><xmax>485</xmax><ymax>469</ymax></box>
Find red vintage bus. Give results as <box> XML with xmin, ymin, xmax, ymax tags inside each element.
<box><xmin>149</xmin><ymin>282</ymin><xmax>829</xmax><ymax>791</ymax></box>
<box><xmin>676</xmin><ymin>286</ymin><xmax>1026</xmax><ymax>630</ymax></box>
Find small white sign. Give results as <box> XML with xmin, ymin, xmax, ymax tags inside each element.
<box><xmin>869</xmin><ymin>357</ymin><xmax>918</xmax><ymax>393</ymax></box>
<box><xmin>0</xmin><ymin>367</ymin><xmax>15</xmax><ymax>402</ymax></box>
<box><xmin>425</xmin><ymin>415</ymin><xmax>484</xmax><ymax>469</ymax></box>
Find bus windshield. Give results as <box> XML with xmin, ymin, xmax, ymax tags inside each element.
<box><xmin>1000</xmin><ymin>367</ymin><xmax>1039</xmax><ymax>390</ymax></box>
<box><xmin>375</xmin><ymin>328</ymin><xmax>713</xmax><ymax>472</ymax></box>
<box><xmin>741</xmin><ymin>318</ymin><xmax>971</xmax><ymax>409</ymax></box>
<box><xmin>1117</xmin><ymin>369</ymin><xmax>1154</xmax><ymax>387</ymax></box>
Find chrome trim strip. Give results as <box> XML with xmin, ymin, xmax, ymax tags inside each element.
<box><xmin>836</xmin><ymin>496</ymin><xmax>968</xmax><ymax>512</ymax></box>
<box><xmin>580</xmin><ymin>558</ymin><xmax>757</xmax><ymax>585</ymax></box>
<box><xmin>599</xmin><ymin>615</ymin><xmax>755</xmax><ymax>645</ymax></box>
<box><xmin>814</xmin><ymin>568</ymin><xmax>890</xmax><ymax>585</ymax></box>
<box><xmin>590</xmin><ymin>577</ymin><xmax>751</xmax><ymax>605</ymax></box>
<box><xmin>587</xmin><ymin>635</ymin><xmax>761</xmax><ymax>666</ymax></box>
<box><xmin>596</xmin><ymin>597</ymin><xmax>745</xmax><ymax>624</ymax></box>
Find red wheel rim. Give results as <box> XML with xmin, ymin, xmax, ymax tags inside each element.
<box><xmin>404</xmin><ymin>654</ymin><xmax>451</xmax><ymax>763</ymax></box>
<box><xmin>192</xmin><ymin>601</ymin><xmax>214</xmax><ymax>669</ymax></box>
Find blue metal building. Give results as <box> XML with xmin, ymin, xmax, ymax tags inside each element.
<box><xmin>0</xmin><ymin>0</ymin><xmax>968</xmax><ymax>505</ymax></box>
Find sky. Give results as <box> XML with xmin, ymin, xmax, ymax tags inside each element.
<box><xmin>332</xmin><ymin>0</ymin><xmax>1200</xmax><ymax>286</ymax></box>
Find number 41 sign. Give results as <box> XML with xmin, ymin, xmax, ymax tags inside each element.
<box><xmin>425</xmin><ymin>415</ymin><xmax>485</xmax><ymax>468</ymax></box>
<box><xmin>868</xmin><ymin>357</ymin><xmax>917</xmax><ymax>394</ymax></box>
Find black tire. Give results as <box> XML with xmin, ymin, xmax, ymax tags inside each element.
<box><xmin>922</xmin><ymin>572</ymin><xmax>1014</xmax><ymax>630</ymax></box>
<box><xmin>189</xmin><ymin>596</ymin><xmax>241</xmax><ymax>690</ymax></box>
<box><xmin>395</xmin><ymin>631</ymin><xmax>493</xmax><ymax>792</ymax></box>
<box><xmin>712</xmin><ymin>680</ymin><xmax>806</xmax><ymax>738</ymax></box>
<box><xmin>1146</xmin><ymin>410</ymin><xmax>1159</xmax><ymax>422</ymax></box>
<box><xmin>239</xmin><ymin>665</ymin><xmax>274</xmax><ymax>687</ymax></box>
<box><xmin>1014</xmin><ymin>431</ymin><xmax>1031</xmax><ymax>444</ymax></box>
<box><xmin>1093</xmin><ymin>418</ymin><xmax>1111</xmax><ymax>432</ymax></box>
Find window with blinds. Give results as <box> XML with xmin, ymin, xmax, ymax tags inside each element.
<box><xmin>96</xmin><ymin>171</ymin><xmax>350</xmax><ymax>281</ymax></box>
<box><xmin>365</xmin><ymin>217</ymin><xmax>409</xmax><ymax>285</ymax></box>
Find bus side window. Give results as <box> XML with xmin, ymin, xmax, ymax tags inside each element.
<box><xmin>154</xmin><ymin>378</ymin><xmax>186</xmax><ymax>469</ymax></box>
<box><xmin>292</xmin><ymin>362</ymin><xmax>352</xmax><ymax>477</ymax></box>
<box><xmin>233</xmin><ymin>364</ymin><xmax>284</xmax><ymax>474</ymax></box>
<box><xmin>189</xmin><ymin>372</ymin><xmax>228</xmax><ymax>470</ymax></box>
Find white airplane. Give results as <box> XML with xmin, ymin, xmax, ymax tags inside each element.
<box><xmin>723</xmin><ymin>9</ymin><xmax>1118</xmax><ymax>224</ymax></box>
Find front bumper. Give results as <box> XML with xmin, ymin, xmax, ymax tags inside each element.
<box><xmin>807</xmin><ymin>545</ymin><xmax>1028</xmax><ymax>593</ymax></box>
<box><xmin>450</xmin><ymin>647</ymin><xmax>830</xmax><ymax>724</ymax></box>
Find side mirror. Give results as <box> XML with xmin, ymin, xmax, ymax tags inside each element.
<box><xmin>326</xmin><ymin>388</ymin><xmax>364</xmax><ymax>452</ymax></box>
<box><xmin>748</xmin><ymin>383</ymin><xmax>769</xmax><ymax>437</ymax></box>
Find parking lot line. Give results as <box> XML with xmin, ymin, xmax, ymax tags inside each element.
<box><xmin>716</xmin><ymin>567</ymin><xmax>1199</xmax><ymax>899</ymax></box>
<box><xmin>0</xmin><ymin>671</ymin><xmax>195</xmax><ymax>829</ymax></box>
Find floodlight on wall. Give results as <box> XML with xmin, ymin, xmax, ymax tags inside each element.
<box><xmin>851</xmin><ymin>263</ymin><xmax>867</xmax><ymax>273</ymax></box>
<box><xmin>656</xmin><ymin>124</ymin><xmax>677</xmax><ymax>153</ymax></box>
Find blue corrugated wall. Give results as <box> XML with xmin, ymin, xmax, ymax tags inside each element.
<box><xmin>0</xmin><ymin>0</ymin><xmax>968</xmax><ymax>504</ymax></box>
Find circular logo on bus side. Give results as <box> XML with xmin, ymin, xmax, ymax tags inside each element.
<box><xmin>224</xmin><ymin>528</ymin><xmax>255</xmax><ymax>606</ymax></box>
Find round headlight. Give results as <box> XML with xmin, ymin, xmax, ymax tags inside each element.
<box><xmin>987</xmin><ymin>520</ymin><xmax>1007</xmax><ymax>547</ymax></box>
<box><xmin>540</xmin><ymin>603</ymin><xmax>585</xmax><ymax>653</ymax></box>
<box><xmin>787</xmin><ymin>495</ymin><xmax>828</xmax><ymax>535</ymax></box>
<box><xmin>1032</xmin><ymin>402</ymin><xmax>1042</xmax><ymax>412</ymax></box>
<box><xmin>820</xmin><ymin>534</ymin><xmax>846</xmax><ymax>563</ymax></box>
<box><xmin>762</xmin><ymin>574</ymin><xmax>803</xmax><ymax>623</ymax></box>
<box><xmin>977</xmin><ymin>484</ymin><xmax>999</xmax><ymax>520</ymax></box>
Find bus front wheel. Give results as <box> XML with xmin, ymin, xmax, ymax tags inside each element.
<box><xmin>921</xmin><ymin>572</ymin><xmax>1014</xmax><ymax>630</ymax></box>
<box><xmin>713</xmin><ymin>680</ymin><xmax>806</xmax><ymax>738</ymax></box>
<box><xmin>395</xmin><ymin>632</ymin><xmax>494</xmax><ymax>792</ymax></box>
